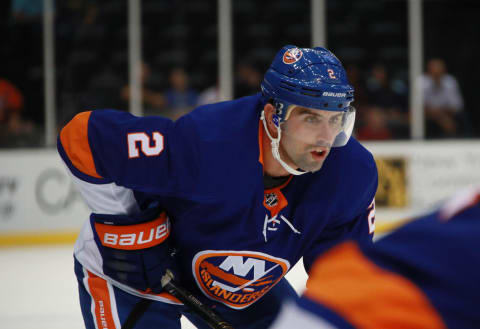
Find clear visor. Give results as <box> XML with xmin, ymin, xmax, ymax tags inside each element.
<box><xmin>281</xmin><ymin>105</ymin><xmax>356</xmax><ymax>148</ymax></box>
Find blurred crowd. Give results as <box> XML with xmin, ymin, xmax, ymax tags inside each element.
<box><xmin>350</xmin><ymin>57</ymin><xmax>469</xmax><ymax>140</ymax></box>
<box><xmin>2</xmin><ymin>55</ymin><xmax>469</xmax><ymax>147</ymax></box>
<box><xmin>0</xmin><ymin>0</ymin><xmax>474</xmax><ymax>147</ymax></box>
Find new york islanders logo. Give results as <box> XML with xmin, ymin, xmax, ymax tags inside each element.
<box><xmin>282</xmin><ymin>48</ymin><xmax>303</xmax><ymax>64</ymax></box>
<box><xmin>193</xmin><ymin>250</ymin><xmax>290</xmax><ymax>309</ymax></box>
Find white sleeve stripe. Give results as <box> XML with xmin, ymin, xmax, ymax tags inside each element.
<box><xmin>269</xmin><ymin>301</ymin><xmax>339</xmax><ymax>329</ymax></box>
<box><xmin>70</xmin><ymin>173</ymin><xmax>140</xmax><ymax>215</ymax></box>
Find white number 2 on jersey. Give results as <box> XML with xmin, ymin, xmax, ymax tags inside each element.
<box><xmin>367</xmin><ymin>199</ymin><xmax>376</xmax><ymax>234</ymax></box>
<box><xmin>127</xmin><ymin>132</ymin><xmax>164</xmax><ymax>158</ymax></box>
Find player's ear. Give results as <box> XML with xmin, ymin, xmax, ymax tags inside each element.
<box><xmin>263</xmin><ymin>103</ymin><xmax>279</xmax><ymax>137</ymax></box>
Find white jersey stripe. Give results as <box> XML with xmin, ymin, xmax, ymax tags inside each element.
<box><xmin>269</xmin><ymin>301</ymin><xmax>339</xmax><ymax>329</ymax></box>
<box><xmin>69</xmin><ymin>171</ymin><xmax>140</xmax><ymax>215</ymax></box>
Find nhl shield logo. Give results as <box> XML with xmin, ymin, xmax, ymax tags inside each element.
<box><xmin>265</xmin><ymin>193</ymin><xmax>278</xmax><ymax>208</ymax></box>
<box><xmin>282</xmin><ymin>48</ymin><xmax>303</xmax><ymax>64</ymax></box>
<box><xmin>193</xmin><ymin>250</ymin><xmax>290</xmax><ymax>309</ymax></box>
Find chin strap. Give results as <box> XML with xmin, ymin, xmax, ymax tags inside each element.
<box><xmin>261</xmin><ymin>111</ymin><xmax>307</xmax><ymax>176</ymax></box>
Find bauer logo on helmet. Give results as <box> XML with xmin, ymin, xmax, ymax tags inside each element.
<box><xmin>282</xmin><ymin>48</ymin><xmax>303</xmax><ymax>64</ymax></box>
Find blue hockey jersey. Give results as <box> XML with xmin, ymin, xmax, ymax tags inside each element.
<box><xmin>58</xmin><ymin>94</ymin><xmax>377</xmax><ymax>309</ymax></box>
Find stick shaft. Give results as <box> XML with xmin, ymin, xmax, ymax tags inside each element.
<box><xmin>163</xmin><ymin>280</ymin><xmax>234</xmax><ymax>329</ymax></box>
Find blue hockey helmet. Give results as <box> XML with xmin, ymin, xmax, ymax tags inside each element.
<box><xmin>261</xmin><ymin>45</ymin><xmax>355</xmax><ymax>147</ymax></box>
<box><xmin>261</xmin><ymin>45</ymin><xmax>354</xmax><ymax>114</ymax></box>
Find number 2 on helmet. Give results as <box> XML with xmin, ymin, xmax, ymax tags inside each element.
<box><xmin>327</xmin><ymin>69</ymin><xmax>337</xmax><ymax>79</ymax></box>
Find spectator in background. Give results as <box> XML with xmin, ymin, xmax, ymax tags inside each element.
<box><xmin>234</xmin><ymin>61</ymin><xmax>262</xmax><ymax>98</ymax></box>
<box><xmin>10</xmin><ymin>0</ymin><xmax>44</xmax><ymax>63</ymax></box>
<box><xmin>10</xmin><ymin>0</ymin><xmax>45</xmax><ymax>131</ymax></box>
<box><xmin>356</xmin><ymin>106</ymin><xmax>393</xmax><ymax>140</ymax></box>
<box><xmin>164</xmin><ymin>67</ymin><xmax>198</xmax><ymax>120</ymax></box>
<box><xmin>0</xmin><ymin>78</ymin><xmax>33</xmax><ymax>147</ymax></box>
<box><xmin>11</xmin><ymin>0</ymin><xmax>43</xmax><ymax>23</ymax></box>
<box><xmin>366</xmin><ymin>64</ymin><xmax>407</xmax><ymax>112</ymax></box>
<box><xmin>78</xmin><ymin>66</ymin><xmax>123</xmax><ymax>110</ymax></box>
<box><xmin>345</xmin><ymin>64</ymin><xmax>386</xmax><ymax>141</ymax></box>
<box><xmin>120</xmin><ymin>62</ymin><xmax>165</xmax><ymax>114</ymax></box>
<box><xmin>422</xmin><ymin>58</ymin><xmax>465</xmax><ymax>138</ymax></box>
<box><xmin>345</xmin><ymin>64</ymin><xmax>369</xmax><ymax>111</ymax></box>
<box><xmin>360</xmin><ymin>63</ymin><xmax>409</xmax><ymax>140</ymax></box>
<box><xmin>197</xmin><ymin>83</ymin><xmax>223</xmax><ymax>106</ymax></box>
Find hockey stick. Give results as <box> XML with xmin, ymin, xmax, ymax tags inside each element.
<box><xmin>121</xmin><ymin>298</ymin><xmax>152</xmax><ymax>329</ymax></box>
<box><xmin>161</xmin><ymin>270</ymin><xmax>235</xmax><ymax>329</ymax></box>
<box><xmin>120</xmin><ymin>270</ymin><xmax>234</xmax><ymax>329</ymax></box>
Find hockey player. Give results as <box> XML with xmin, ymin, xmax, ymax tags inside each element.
<box><xmin>58</xmin><ymin>45</ymin><xmax>377</xmax><ymax>329</ymax></box>
<box><xmin>270</xmin><ymin>187</ymin><xmax>480</xmax><ymax>329</ymax></box>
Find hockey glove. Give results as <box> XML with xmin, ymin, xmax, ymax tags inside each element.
<box><xmin>90</xmin><ymin>203</ymin><xmax>177</xmax><ymax>293</ymax></box>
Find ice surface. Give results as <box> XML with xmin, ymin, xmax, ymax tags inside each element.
<box><xmin>0</xmin><ymin>245</ymin><xmax>308</xmax><ymax>329</ymax></box>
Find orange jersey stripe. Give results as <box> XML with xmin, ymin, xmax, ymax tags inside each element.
<box><xmin>141</xmin><ymin>289</ymin><xmax>181</xmax><ymax>304</ymax></box>
<box><xmin>263</xmin><ymin>177</ymin><xmax>292</xmax><ymax>217</ymax></box>
<box><xmin>305</xmin><ymin>242</ymin><xmax>447</xmax><ymax>329</ymax></box>
<box><xmin>200</xmin><ymin>260</ymin><xmax>251</xmax><ymax>286</ymax></box>
<box><xmin>199</xmin><ymin>261</ymin><xmax>275</xmax><ymax>287</ymax></box>
<box><xmin>60</xmin><ymin>111</ymin><xmax>103</xmax><ymax>178</ymax></box>
<box><xmin>258</xmin><ymin>120</ymin><xmax>265</xmax><ymax>166</ymax></box>
<box><xmin>87</xmin><ymin>271</ymin><xmax>118</xmax><ymax>329</ymax></box>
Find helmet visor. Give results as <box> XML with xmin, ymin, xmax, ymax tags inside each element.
<box><xmin>333</xmin><ymin>106</ymin><xmax>355</xmax><ymax>147</ymax></box>
<box><xmin>281</xmin><ymin>105</ymin><xmax>355</xmax><ymax>149</ymax></box>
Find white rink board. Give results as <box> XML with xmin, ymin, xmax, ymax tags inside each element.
<box><xmin>0</xmin><ymin>149</ymin><xmax>90</xmax><ymax>233</ymax></box>
<box><xmin>1</xmin><ymin>140</ymin><xmax>480</xmax><ymax>235</ymax></box>
<box><xmin>364</xmin><ymin>140</ymin><xmax>480</xmax><ymax>221</ymax></box>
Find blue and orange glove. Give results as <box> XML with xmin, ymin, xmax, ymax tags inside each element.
<box><xmin>90</xmin><ymin>203</ymin><xmax>177</xmax><ymax>293</ymax></box>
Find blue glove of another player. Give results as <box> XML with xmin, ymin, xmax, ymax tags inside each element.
<box><xmin>90</xmin><ymin>203</ymin><xmax>177</xmax><ymax>293</ymax></box>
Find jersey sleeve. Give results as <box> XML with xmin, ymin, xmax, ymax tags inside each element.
<box><xmin>58</xmin><ymin>110</ymin><xmax>200</xmax><ymax>214</ymax></box>
<box><xmin>58</xmin><ymin>110</ymin><xmax>198</xmax><ymax>192</ymax></box>
<box><xmin>302</xmin><ymin>202</ymin><xmax>374</xmax><ymax>274</ymax></box>
<box><xmin>303</xmin><ymin>171</ymin><xmax>378</xmax><ymax>273</ymax></box>
<box><xmin>273</xmin><ymin>241</ymin><xmax>448</xmax><ymax>329</ymax></box>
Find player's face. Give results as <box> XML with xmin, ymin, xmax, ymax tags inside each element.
<box><xmin>280</xmin><ymin>106</ymin><xmax>343</xmax><ymax>172</ymax></box>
